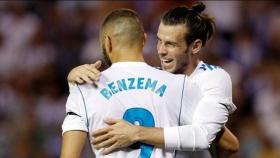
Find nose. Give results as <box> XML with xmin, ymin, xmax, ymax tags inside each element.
<box><xmin>157</xmin><ymin>42</ymin><xmax>167</xmax><ymax>56</ymax></box>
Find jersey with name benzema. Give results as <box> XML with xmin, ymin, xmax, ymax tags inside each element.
<box><xmin>62</xmin><ymin>62</ymin><xmax>186</xmax><ymax>158</ymax></box>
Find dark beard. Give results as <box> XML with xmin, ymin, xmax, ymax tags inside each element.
<box><xmin>102</xmin><ymin>45</ymin><xmax>112</xmax><ymax>66</ymax></box>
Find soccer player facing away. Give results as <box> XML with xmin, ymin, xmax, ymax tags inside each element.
<box><xmin>61</xmin><ymin>9</ymin><xmax>196</xmax><ymax>158</ymax></box>
<box><xmin>67</xmin><ymin>2</ymin><xmax>238</xmax><ymax>158</ymax></box>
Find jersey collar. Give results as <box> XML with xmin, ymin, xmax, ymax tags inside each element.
<box><xmin>188</xmin><ymin>61</ymin><xmax>204</xmax><ymax>78</ymax></box>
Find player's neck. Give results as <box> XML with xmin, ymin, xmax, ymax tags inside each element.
<box><xmin>111</xmin><ymin>48</ymin><xmax>144</xmax><ymax>63</ymax></box>
<box><xmin>184</xmin><ymin>58</ymin><xmax>201</xmax><ymax>76</ymax></box>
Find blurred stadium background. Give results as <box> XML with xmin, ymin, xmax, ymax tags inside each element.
<box><xmin>0</xmin><ymin>1</ymin><xmax>279</xmax><ymax>158</ymax></box>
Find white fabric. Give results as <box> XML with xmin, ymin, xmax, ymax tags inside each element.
<box><xmin>62</xmin><ymin>62</ymin><xmax>186</xmax><ymax>158</ymax></box>
<box><xmin>164</xmin><ymin>127</ymin><xmax>181</xmax><ymax>150</ymax></box>
<box><xmin>163</xmin><ymin>61</ymin><xmax>236</xmax><ymax>158</ymax></box>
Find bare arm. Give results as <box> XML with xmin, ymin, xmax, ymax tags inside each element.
<box><xmin>217</xmin><ymin>126</ymin><xmax>239</xmax><ymax>153</ymax></box>
<box><xmin>91</xmin><ymin>118</ymin><xmax>164</xmax><ymax>154</ymax></box>
<box><xmin>92</xmin><ymin>115</ymin><xmax>237</xmax><ymax>154</ymax></box>
<box><xmin>61</xmin><ymin>131</ymin><xmax>87</xmax><ymax>158</ymax></box>
<box><xmin>91</xmin><ymin>99</ymin><xmax>232</xmax><ymax>154</ymax></box>
<box><xmin>135</xmin><ymin>126</ymin><xmax>164</xmax><ymax>148</ymax></box>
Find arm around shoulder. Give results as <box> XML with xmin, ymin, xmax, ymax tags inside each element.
<box><xmin>163</xmin><ymin>69</ymin><xmax>236</xmax><ymax>151</ymax></box>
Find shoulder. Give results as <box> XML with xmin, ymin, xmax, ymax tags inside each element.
<box><xmin>144</xmin><ymin>65</ymin><xmax>186</xmax><ymax>80</ymax></box>
<box><xmin>192</xmin><ymin>63</ymin><xmax>236</xmax><ymax>112</ymax></box>
<box><xmin>191</xmin><ymin>63</ymin><xmax>232</xmax><ymax>92</ymax></box>
<box><xmin>69</xmin><ymin>83</ymin><xmax>97</xmax><ymax>97</ymax></box>
<box><xmin>195</xmin><ymin>63</ymin><xmax>231</xmax><ymax>84</ymax></box>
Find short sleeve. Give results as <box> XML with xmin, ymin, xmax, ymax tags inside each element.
<box><xmin>62</xmin><ymin>85</ymin><xmax>88</xmax><ymax>134</ymax></box>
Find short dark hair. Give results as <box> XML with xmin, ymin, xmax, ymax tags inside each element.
<box><xmin>101</xmin><ymin>8</ymin><xmax>144</xmax><ymax>43</ymax></box>
<box><xmin>161</xmin><ymin>2</ymin><xmax>215</xmax><ymax>46</ymax></box>
<box><xmin>100</xmin><ymin>9</ymin><xmax>144</xmax><ymax>66</ymax></box>
<box><xmin>102</xmin><ymin>8</ymin><xmax>140</xmax><ymax>27</ymax></box>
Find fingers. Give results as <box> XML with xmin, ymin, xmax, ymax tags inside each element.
<box><xmin>103</xmin><ymin>118</ymin><xmax>120</xmax><ymax>125</ymax></box>
<box><xmin>68</xmin><ymin>61</ymin><xmax>102</xmax><ymax>84</ymax></box>
<box><xmin>78</xmin><ymin>72</ymin><xmax>94</xmax><ymax>84</ymax></box>
<box><xmin>92</xmin><ymin>133</ymin><xmax>111</xmax><ymax>146</ymax></box>
<box><xmin>87</xmin><ymin>68</ymin><xmax>101</xmax><ymax>79</ymax></box>
<box><xmin>76</xmin><ymin>67</ymin><xmax>99</xmax><ymax>84</ymax></box>
<box><xmin>82</xmin><ymin>68</ymin><xmax>99</xmax><ymax>82</ymax></box>
<box><xmin>82</xmin><ymin>65</ymin><xmax>100</xmax><ymax>81</ymax></box>
<box><xmin>86</xmin><ymin>60</ymin><xmax>102</xmax><ymax>80</ymax></box>
<box><xmin>101</xmin><ymin>143</ymin><xmax>119</xmax><ymax>155</ymax></box>
<box><xmin>75</xmin><ymin>77</ymin><xmax>84</xmax><ymax>84</ymax></box>
<box><xmin>83</xmin><ymin>65</ymin><xmax>101</xmax><ymax>81</ymax></box>
<box><xmin>92</xmin><ymin>60</ymin><xmax>102</xmax><ymax>69</ymax></box>
<box><xmin>95</xmin><ymin>137</ymin><xmax>116</xmax><ymax>149</ymax></box>
<box><xmin>92</xmin><ymin>127</ymin><xmax>110</xmax><ymax>137</ymax></box>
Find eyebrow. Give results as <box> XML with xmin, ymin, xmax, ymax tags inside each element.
<box><xmin>157</xmin><ymin>36</ymin><xmax>177</xmax><ymax>45</ymax></box>
<box><xmin>165</xmin><ymin>41</ymin><xmax>178</xmax><ymax>45</ymax></box>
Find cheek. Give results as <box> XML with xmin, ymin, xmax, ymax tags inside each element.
<box><xmin>166</xmin><ymin>48</ymin><xmax>178</xmax><ymax>57</ymax></box>
<box><xmin>174</xmin><ymin>50</ymin><xmax>186</xmax><ymax>59</ymax></box>
<box><xmin>174</xmin><ymin>51</ymin><xmax>187</xmax><ymax>64</ymax></box>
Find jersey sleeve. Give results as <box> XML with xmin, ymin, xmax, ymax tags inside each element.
<box><xmin>164</xmin><ymin>69</ymin><xmax>236</xmax><ymax>151</ymax></box>
<box><xmin>62</xmin><ymin>84</ymin><xmax>88</xmax><ymax>134</ymax></box>
<box><xmin>199</xmin><ymin>69</ymin><xmax>236</xmax><ymax>113</ymax></box>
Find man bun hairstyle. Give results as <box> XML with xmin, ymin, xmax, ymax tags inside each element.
<box><xmin>191</xmin><ymin>2</ymin><xmax>205</xmax><ymax>14</ymax></box>
<box><xmin>162</xmin><ymin>2</ymin><xmax>215</xmax><ymax>46</ymax></box>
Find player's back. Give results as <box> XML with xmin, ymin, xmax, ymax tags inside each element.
<box><xmin>77</xmin><ymin>62</ymin><xmax>185</xmax><ymax>158</ymax></box>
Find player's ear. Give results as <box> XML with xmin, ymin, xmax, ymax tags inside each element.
<box><xmin>104</xmin><ymin>34</ymin><xmax>113</xmax><ymax>55</ymax></box>
<box><xmin>142</xmin><ymin>33</ymin><xmax>147</xmax><ymax>48</ymax></box>
<box><xmin>191</xmin><ymin>39</ymin><xmax>202</xmax><ymax>55</ymax></box>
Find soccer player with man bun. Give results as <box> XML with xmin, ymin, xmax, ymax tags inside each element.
<box><xmin>62</xmin><ymin>8</ymin><xmax>201</xmax><ymax>158</ymax></box>
<box><xmin>67</xmin><ymin>2</ymin><xmax>238</xmax><ymax>158</ymax></box>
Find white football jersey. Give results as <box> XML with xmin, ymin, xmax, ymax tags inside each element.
<box><xmin>62</xmin><ymin>62</ymin><xmax>186</xmax><ymax>158</ymax></box>
<box><xmin>163</xmin><ymin>61</ymin><xmax>236</xmax><ymax>158</ymax></box>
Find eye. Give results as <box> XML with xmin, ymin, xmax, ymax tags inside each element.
<box><xmin>165</xmin><ymin>42</ymin><xmax>176</xmax><ymax>48</ymax></box>
<box><xmin>157</xmin><ymin>37</ymin><xmax>162</xmax><ymax>43</ymax></box>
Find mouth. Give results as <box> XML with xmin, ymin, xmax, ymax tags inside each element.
<box><xmin>161</xmin><ymin>59</ymin><xmax>173</xmax><ymax>64</ymax></box>
<box><xmin>160</xmin><ymin>58</ymin><xmax>174</xmax><ymax>70</ymax></box>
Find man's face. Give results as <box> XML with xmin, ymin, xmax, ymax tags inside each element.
<box><xmin>157</xmin><ymin>22</ymin><xmax>189</xmax><ymax>74</ymax></box>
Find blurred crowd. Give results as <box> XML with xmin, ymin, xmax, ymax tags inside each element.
<box><xmin>0</xmin><ymin>1</ymin><xmax>279</xmax><ymax>158</ymax></box>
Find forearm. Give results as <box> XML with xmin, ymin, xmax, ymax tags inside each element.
<box><xmin>164</xmin><ymin>124</ymin><xmax>214</xmax><ymax>151</ymax></box>
<box><xmin>134</xmin><ymin>103</ymin><xmax>229</xmax><ymax>151</ymax></box>
<box><xmin>218</xmin><ymin>127</ymin><xmax>239</xmax><ymax>153</ymax></box>
<box><xmin>134</xmin><ymin>126</ymin><xmax>164</xmax><ymax>148</ymax></box>
<box><xmin>164</xmin><ymin>99</ymin><xmax>230</xmax><ymax>151</ymax></box>
<box><xmin>61</xmin><ymin>131</ymin><xmax>87</xmax><ymax>158</ymax></box>
<box><xmin>130</xmin><ymin>124</ymin><xmax>219</xmax><ymax>151</ymax></box>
